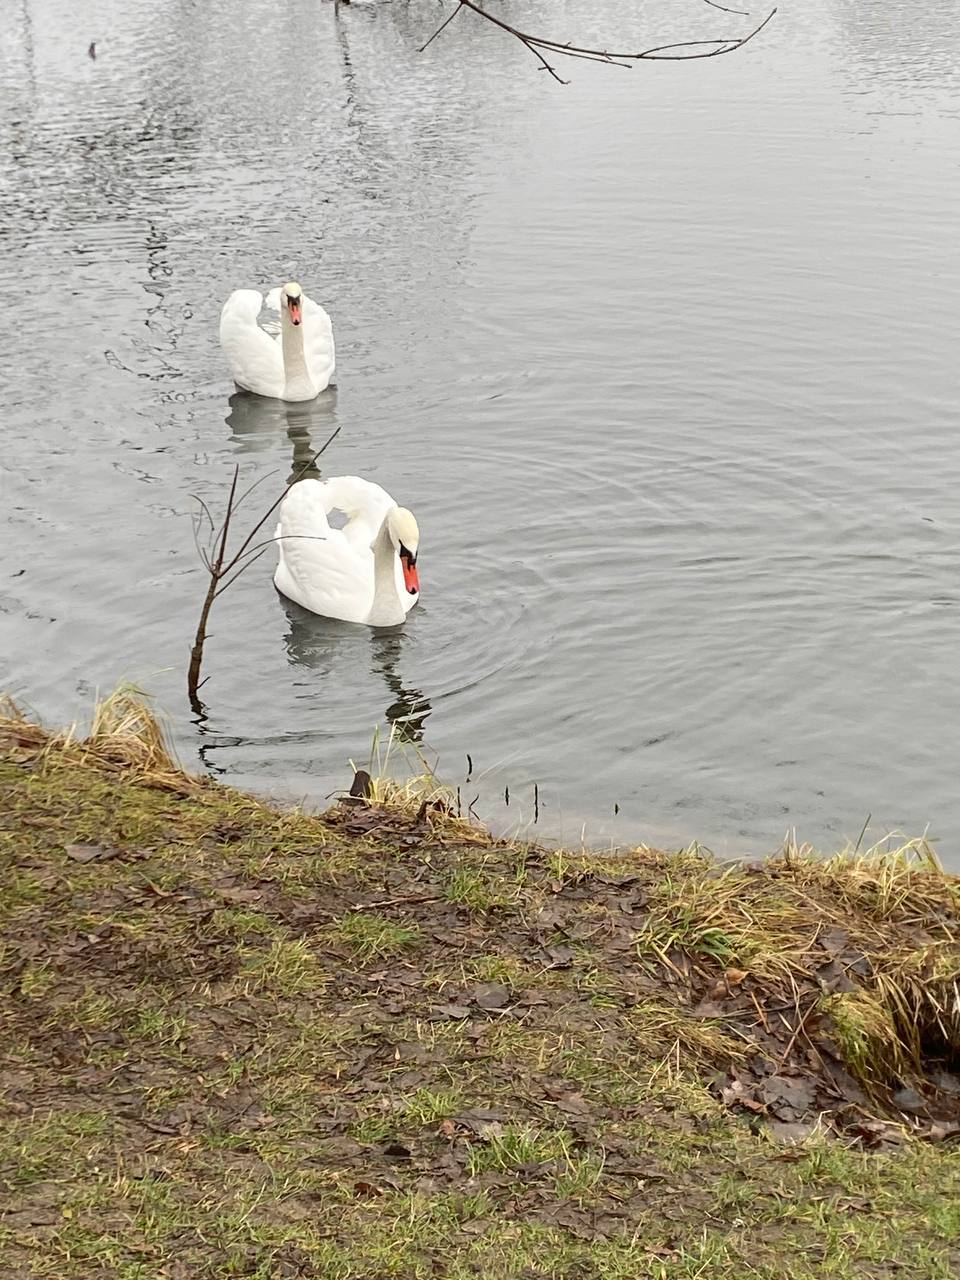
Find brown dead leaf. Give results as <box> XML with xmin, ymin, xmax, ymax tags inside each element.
<box><xmin>429</xmin><ymin>1003</ymin><xmax>471</xmax><ymax>1021</ymax></box>
<box><xmin>761</xmin><ymin>1074</ymin><xmax>816</xmax><ymax>1117</ymax></box>
<box><xmin>552</xmin><ymin>1091</ymin><xmax>590</xmax><ymax>1116</ymax></box>
<box><xmin>720</xmin><ymin>1080</ymin><xmax>766</xmax><ymax>1113</ymax></box>
<box><xmin>767</xmin><ymin>1120</ymin><xmax>819</xmax><ymax>1145</ymax></box>
<box><xmin>353</xmin><ymin>1179</ymin><xmax>382</xmax><ymax>1198</ymax></box>
<box><xmin>926</xmin><ymin>1122</ymin><xmax>960</xmax><ymax>1142</ymax></box>
<box><xmin>892</xmin><ymin>1087</ymin><xmax>927</xmax><ymax>1116</ymax></box>
<box><xmin>472</xmin><ymin>982</ymin><xmax>510</xmax><ymax>1011</ymax></box>
<box><xmin>65</xmin><ymin>843</ymin><xmax>115</xmax><ymax>863</ymax></box>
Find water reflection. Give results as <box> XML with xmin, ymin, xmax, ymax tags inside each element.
<box><xmin>280</xmin><ymin>597</ymin><xmax>432</xmax><ymax>742</ymax></box>
<box><xmin>226</xmin><ymin>389</ymin><xmax>340</xmax><ymax>481</ymax></box>
<box><xmin>371</xmin><ymin>628</ymin><xmax>433</xmax><ymax>742</ymax></box>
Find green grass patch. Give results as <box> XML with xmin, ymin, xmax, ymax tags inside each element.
<box><xmin>328</xmin><ymin>911</ymin><xmax>422</xmax><ymax>962</ymax></box>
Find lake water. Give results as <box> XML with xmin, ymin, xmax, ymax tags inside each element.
<box><xmin>2</xmin><ymin>0</ymin><xmax>959</xmax><ymax>862</ymax></box>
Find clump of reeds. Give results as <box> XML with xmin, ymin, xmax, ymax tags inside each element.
<box><xmin>0</xmin><ymin>686</ymin><xmax>190</xmax><ymax>792</ymax></box>
<box><xmin>637</xmin><ymin>831</ymin><xmax>960</xmax><ymax>1094</ymax></box>
<box><xmin>348</xmin><ymin>724</ymin><xmax>488</xmax><ymax>843</ymax></box>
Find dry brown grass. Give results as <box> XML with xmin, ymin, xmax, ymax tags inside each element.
<box><xmin>0</xmin><ymin>686</ymin><xmax>192</xmax><ymax>792</ymax></box>
<box><xmin>349</xmin><ymin>723</ymin><xmax>491</xmax><ymax>845</ymax></box>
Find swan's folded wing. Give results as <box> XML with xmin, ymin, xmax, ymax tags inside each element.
<box><xmin>302</xmin><ymin>297</ymin><xmax>336</xmax><ymax>389</ymax></box>
<box><xmin>274</xmin><ymin>478</ymin><xmax>374</xmax><ymax>622</ymax></box>
<box><xmin>318</xmin><ymin>476</ymin><xmax>395</xmax><ymax>551</ymax></box>
<box><xmin>277</xmin><ymin>534</ymin><xmax>374</xmax><ymax>623</ymax></box>
<box><xmin>219</xmin><ymin>290</ymin><xmax>285</xmax><ymax>398</ymax></box>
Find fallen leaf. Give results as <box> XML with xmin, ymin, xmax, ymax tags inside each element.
<box><xmin>552</xmin><ymin>1091</ymin><xmax>590</xmax><ymax>1116</ymax></box>
<box><xmin>597</xmin><ymin>872</ymin><xmax>643</xmax><ymax>889</ymax></box>
<box><xmin>429</xmin><ymin>1003</ymin><xmax>471</xmax><ymax>1021</ymax></box>
<box><xmin>761</xmin><ymin>1074</ymin><xmax>816</xmax><ymax>1115</ymax></box>
<box><xmin>472</xmin><ymin>982</ymin><xmax>510</xmax><ymax>1011</ymax></box>
<box><xmin>767</xmin><ymin>1120</ymin><xmax>818</xmax><ymax>1145</ymax></box>
<box><xmin>353</xmin><ymin>1180</ymin><xmax>382</xmax><ymax>1197</ymax></box>
<box><xmin>65</xmin><ymin>843</ymin><xmax>112</xmax><ymax>863</ymax></box>
<box><xmin>927</xmin><ymin>1122</ymin><xmax>960</xmax><ymax>1142</ymax></box>
<box><xmin>349</xmin><ymin>770</ymin><xmax>373</xmax><ymax>798</ymax></box>
<box><xmin>892</xmin><ymin>1086</ymin><xmax>927</xmax><ymax>1116</ymax></box>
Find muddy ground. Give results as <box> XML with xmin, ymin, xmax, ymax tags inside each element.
<box><xmin>2</xmin><ymin>714</ymin><xmax>959</xmax><ymax>1278</ymax></box>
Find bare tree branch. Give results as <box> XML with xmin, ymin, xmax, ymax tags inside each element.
<box><xmin>419</xmin><ymin>0</ymin><xmax>776</xmax><ymax>83</ymax></box>
<box><xmin>419</xmin><ymin>0</ymin><xmax>465</xmax><ymax>52</ymax></box>
<box><xmin>187</xmin><ymin>426</ymin><xmax>341</xmax><ymax>715</ymax></box>
<box><xmin>213</xmin><ymin>535</ymin><xmax>330</xmax><ymax>599</ymax></box>
<box><xmin>702</xmin><ymin>0</ymin><xmax>750</xmax><ymax>15</ymax></box>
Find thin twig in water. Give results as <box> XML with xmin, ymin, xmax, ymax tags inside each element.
<box><xmin>702</xmin><ymin>0</ymin><xmax>750</xmax><ymax>15</ymax></box>
<box><xmin>419</xmin><ymin>0</ymin><xmax>465</xmax><ymax>52</ymax></box>
<box><xmin>419</xmin><ymin>0</ymin><xmax>776</xmax><ymax>84</ymax></box>
<box><xmin>230</xmin><ymin>468</ymin><xmax>282</xmax><ymax>516</ymax></box>
<box><xmin>854</xmin><ymin>813</ymin><xmax>872</xmax><ymax>856</ymax></box>
<box><xmin>213</xmin><ymin>535</ymin><xmax>329</xmax><ymax>598</ymax></box>
<box><xmin>192</xmin><ymin>495</ymin><xmax>217</xmax><ymax>538</ymax></box>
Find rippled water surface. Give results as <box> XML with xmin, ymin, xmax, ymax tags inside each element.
<box><xmin>2</xmin><ymin>0</ymin><xmax>959</xmax><ymax>860</ymax></box>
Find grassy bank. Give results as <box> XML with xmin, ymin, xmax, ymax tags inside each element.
<box><xmin>2</xmin><ymin>694</ymin><xmax>959</xmax><ymax>1279</ymax></box>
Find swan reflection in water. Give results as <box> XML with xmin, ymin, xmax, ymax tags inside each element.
<box><xmin>226</xmin><ymin>388</ymin><xmax>339</xmax><ymax>482</ymax></box>
<box><xmin>280</xmin><ymin>597</ymin><xmax>432</xmax><ymax>743</ymax></box>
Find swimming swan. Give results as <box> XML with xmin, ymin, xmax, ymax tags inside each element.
<box><xmin>219</xmin><ymin>281</ymin><xmax>335</xmax><ymax>401</ymax></box>
<box><xmin>274</xmin><ymin>476</ymin><xmax>420</xmax><ymax>626</ymax></box>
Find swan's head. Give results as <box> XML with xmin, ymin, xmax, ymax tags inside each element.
<box><xmin>282</xmin><ymin>281</ymin><xmax>303</xmax><ymax>327</ymax></box>
<box><xmin>388</xmin><ymin>506</ymin><xmax>420</xmax><ymax>595</ymax></box>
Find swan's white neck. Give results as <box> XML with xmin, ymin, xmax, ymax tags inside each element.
<box><xmin>281</xmin><ymin>312</ymin><xmax>314</xmax><ymax>398</ymax></box>
<box><xmin>367</xmin><ymin>516</ymin><xmax>406</xmax><ymax>627</ymax></box>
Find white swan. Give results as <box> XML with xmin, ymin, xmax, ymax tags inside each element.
<box><xmin>274</xmin><ymin>476</ymin><xmax>421</xmax><ymax>626</ymax></box>
<box><xmin>219</xmin><ymin>281</ymin><xmax>335</xmax><ymax>401</ymax></box>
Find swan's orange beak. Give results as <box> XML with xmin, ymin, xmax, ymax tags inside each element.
<box><xmin>400</xmin><ymin>550</ymin><xmax>419</xmax><ymax>595</ymax></box>
<box><xmin>287</xmin><ymin>297</ymin><xmax>302</xmax><ymax>326</ymax></box>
